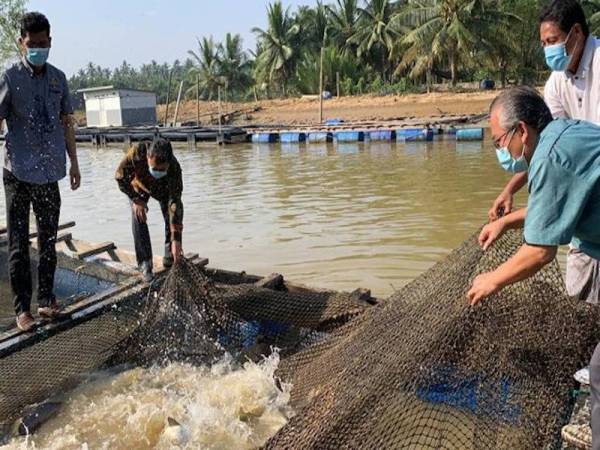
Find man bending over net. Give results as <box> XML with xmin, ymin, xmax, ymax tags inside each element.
<box><xmin>467</xmin><ymin>86</ymin><xmax>600</xmax><ymax>449</ymax></box>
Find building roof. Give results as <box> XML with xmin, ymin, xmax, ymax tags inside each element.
<box><xmin>78</xmin><ymin>85</ymin><xmax>156</xmax><ymax>95</ymax></box>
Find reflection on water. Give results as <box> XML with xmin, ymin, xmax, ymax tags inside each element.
<box><xmin>0</xmin><ymin>138</ymin><xmax>531</xmax><ymax>299</ymax></box>
<box><xmin>3</xmin><ymin>353</ymin><xmax>291</xmax><ymax>450</ymax></box>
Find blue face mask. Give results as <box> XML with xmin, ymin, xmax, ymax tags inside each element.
<box><xmin>149</xmin><ymin>167</ymin><xmax>168</xmax><ymax>179</ymax></box>
<box><xmin>544</xmin><ymin>29</ymin><xmax>572</xmax><ymax>72</ymax></box>
<box><xmin>495</xmin><ymin>147</ymin><xmax>528</xmax><ymax>173</ymax></box>
<box><xmin>25</xmin><ymin>48</ymin><xmax>49</xmax><ymax>67</ymax></box>
<box><xmin>495</xmin><ymin>128</ymin><xmax>529</xmax><ymax>173</ymax></box>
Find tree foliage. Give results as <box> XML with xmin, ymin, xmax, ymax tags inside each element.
<box><xmin>0</xmin><ymin>0</ymin><xmax>26</xmax><ymax>67</ymax></box>
<box><xmin>67</xmin><ymin>0</ymin><xmax>569</xmax><ymax>102</ymax></box>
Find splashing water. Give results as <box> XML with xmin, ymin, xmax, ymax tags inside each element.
<box><xmin>2</xmin><ymin>353</ymin><xmax>292</xmax><ymax>450</ymax></box>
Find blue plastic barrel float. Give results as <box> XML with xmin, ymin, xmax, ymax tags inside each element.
<box><xmin>456</xmin><ymin>128</ymin><xmax>484</xmax><ymax>141</ymax></box>
<box><xmin>251</xmin><ymin>132</ymin><xmax>277</xmax><ymax>144</ymax></box>
<box><xmin>308</xmin><ymin>132</ymin><xmax>331</xmax><ymax>143</ymax></box>
<box><xmin>334</xmin><ymin>130</ymin><xmax>365</xmax><ymax>142</ymax></box>
<box><xmin>396</xmin><ymin>128</ymin><xmax>434</xmax><ymax>142</ymax></box>
<box><xmin>325</xmin><ymin>118</ymin><xmax>343</xmax><ymax>126</ymax></box>
<box><xmin>279</xmin><ymin>132</ymin><xmax>306</xmax><ymax>143</ymax></box>
<box><xmin>368</xmin><ymin>130</ymin><xmax>395</xmax><ymax>141</ymax></box>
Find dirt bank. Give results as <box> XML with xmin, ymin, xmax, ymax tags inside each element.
<box><xmin>155</xmin><ymin>91</ymin><xmax>499</xmax><ymax>127</ymax></box>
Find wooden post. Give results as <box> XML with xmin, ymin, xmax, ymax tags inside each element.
<box><xmin>196</xmin><ymin>75</ymin><xmax>200</xmax><ymax>126</ymax></box>
<box><xmin>173</xmin><ymin>80</ymin><xmax>184</xmax><ymax>127</ymax></box>
<box><xmin>217</xmin><ymin>85</ymin><xmax>222</xmax><ymax>143</ymax></box>
<box><xmin>319</xmin><ymin>45</ymin><xmax>324</xmax><ymax>123</ymax></box>
<box><xmin>336</xmin><ymin>71</ymin><xmax>340</xmax><ymax>98</ymax></box>
<box><xmin>164</xmin><ymin>69</ymin><xmax>173</xmax><ymax>126</ymax></box>
<box><xmin>187</xmin><ymin>133</ymin><xmax>195</xmax><ymax>151</ymax></box>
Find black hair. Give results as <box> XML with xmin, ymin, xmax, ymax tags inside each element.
<box><xmin>490</xmin><ymin>86</ymin><xmax>554</xmax><ymax>134</ymax></box>
<box><xmin>539</xmin><ymin>0</ymin><xmax>589</xmax><ymax>37</ymax></box>
<box><xmin>20</xmin><ymin>12</ymin><xmax>51</xmax><ymax>38</ymax></box>
<box><xmin>148</xmin><ymin>138</ymin><xmax>173</xmax><ymax>164</ymax></box>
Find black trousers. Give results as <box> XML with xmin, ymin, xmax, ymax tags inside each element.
<box><xmin>3</xmin><ymin>169</ymin><xmax>61</xmax><ymax>315</ymax></box>
<box><xmin>131</xmin><ymin>198</ymin><xmax>171</xmax><ymax>267</ymax></box>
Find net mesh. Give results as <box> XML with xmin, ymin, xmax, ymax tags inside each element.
<box><xmin>0</xmin><ymin>229</ymin><xmax>598</xmax><ymax>449</ymax></box>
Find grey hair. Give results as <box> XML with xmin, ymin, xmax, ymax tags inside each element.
<box><xmin>489</xmin><ymin>86</ymin><xmax>554</xmax><ymax>133</ymax></box>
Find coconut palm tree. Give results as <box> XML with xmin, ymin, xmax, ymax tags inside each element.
<box><xmin>218</xmin><ymin>33</ymin><xmax>252</xmax><ymax>98</ymax></box>
<box><xmin>188</xmin><ymin>36</ymin><xmax>224</xmax><ymax>100</ymax></box>
<box><xmin>393</xmin><ymin>0</ymin><xmax>511</xmax><ymax>87</ymax></box>
<box><xmin>295</xmin><ymin>2</ymin><xmax>329</xmax><ymax>54</ymax></box>
<box><xmin>252</xmin><ymin>1</ymin><xmax>301</xmax><ymax>97</ymax></box>
<box><xmin>326</xmin><ymin>0</ymin><xmax>360</xmax><ymax>55</ymax></box>
<box><xmin>348</xmin><ymin>0</ymin><xmax>400</xmax><ymax>81</ymax></box>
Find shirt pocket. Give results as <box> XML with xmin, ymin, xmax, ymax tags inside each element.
<box><xmin>47</xmin><ymin>86</ymin><xmax>64</xmax><ymax>123</ymax></box>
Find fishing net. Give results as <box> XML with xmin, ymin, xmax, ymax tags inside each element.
<box><xmin>266</xmin><ymin>230</ymin><xmax>600</xmax><ymax>450</ymax></box>
<box><xmin>0</xmin><ymin>228</ymin><xmax>599</xmax><ymax>449</ymax></box>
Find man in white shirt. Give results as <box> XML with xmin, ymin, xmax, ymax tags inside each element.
<box><xmin>490</xmin><ymin>0</ymin><xmax>600</xmax><ymax>222</ymax></box>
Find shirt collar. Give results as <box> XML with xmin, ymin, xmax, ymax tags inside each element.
<box><xmin>20</xmin><ymin>56</ymin><xmax>47</xmax><ymax>77</ymax></box>
<box><xmin>567</xmin><ymin>35</ymin><xmax>597</xmax><ymax>79</ymax></box>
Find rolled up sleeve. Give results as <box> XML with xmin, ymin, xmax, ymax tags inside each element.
<box><xmin>524</xmin><ymin>159</ymin><xmax>592</xmax><ymax>246</ymax></box>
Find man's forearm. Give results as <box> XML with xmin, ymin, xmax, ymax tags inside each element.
<box><xmin>503</xmin><ymin>172</ymin><xmax>528</xmax><ymax>196</ymax></box>
<box><xmin>491</xmin><ymin>243</ymin><xmax>557</xmax><ymax>290</ymax></box>
<box><xmin>62</xmin><ymin>114</ymin><xmax>77</xmax><ymax>164</ymax></box>
<box><xmin>500</xmin><ymin>208</ymin><xmax>527</xmax><ymax>230</ymax></box>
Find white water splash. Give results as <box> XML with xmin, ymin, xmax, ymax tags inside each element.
<box><xmin>3</xmin><ymin>352</ymin><xmax>292</xmax><ymax>450</ymax></box>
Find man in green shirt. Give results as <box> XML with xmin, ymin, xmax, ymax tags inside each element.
<box><xmin>467</xmin><ymin>86</ymin><xmax>600</xmax><ymax>449</ymax></box>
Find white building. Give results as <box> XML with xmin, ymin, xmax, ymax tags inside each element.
<box><xmin>79</xmin><ymin>86</ymin><xmax>157</xmax><ymax>128</ymax></box>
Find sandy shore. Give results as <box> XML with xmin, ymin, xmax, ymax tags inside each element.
<box><xmin>154</xmin><ymin>91</ymin><xmax>499</xmax><ymax>127</ymax></box>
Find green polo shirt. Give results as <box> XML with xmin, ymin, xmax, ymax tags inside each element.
<box><xmin>524</xmin><ymin>119</ymin><xmax>600</xmax><ymax>260</ymax></box>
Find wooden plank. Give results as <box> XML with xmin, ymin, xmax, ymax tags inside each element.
<box><xmin>29</xmin><ymin>221</ymin><xmax>76</xmax><ymax>239</ymax></box>
<box><xmin>56</xmin><ymin>232</ymin><xmax>72</xmax><ymax>243</ymax></box>
<box><xmin>254</xmin><ymin>273</ymin><xmax>285</xmax><ymax>290</ymax></box>
<box><xmin>75</xmin><ymin>242</ymin><xmax>117</xmax><ymax>260</ymax></box>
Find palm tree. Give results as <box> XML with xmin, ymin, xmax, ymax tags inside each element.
<box><xmin>349</xmin><ymin>0</ymin><xmax>399</xmax><ymax>81</ymax></box>
<box><xmin>393</xmin><ymin>0</ymin><xmax>511</xmax><ymax>87</ymax></box>
<box><xmin>188</xmin><ymin>36</ymin><xmax>223</xmax><ymax>100</ymax></box>
<box><xmin>295</xmin><ymin>2</ymin><xmax>329</xmax><ymax>54</ymax></box>
<box><xmin>219</xmin><ymin>33</ymin><xmax>252</xmax><ymax>98</ymax></box>
<box><xmin>252</xmin><ymin>1</ymin><xmax>301</xmax><ymax>97</ymax></box>
<box><xmin>326</xmin><ymin>0</ymin><xmax>360</xmax><ymax>55</ymax></box>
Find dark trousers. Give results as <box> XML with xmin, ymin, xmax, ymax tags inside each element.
<box><xmin>3</xmin><ymin>169</ymin><xmax>61</xmax><ymax>315</ymax></box>
<box><xmin>131</xmin><ymin>198</ymin><xmax>171</xmax><ymax>267</ymax></box>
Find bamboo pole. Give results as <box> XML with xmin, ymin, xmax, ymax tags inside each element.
<box><xmin>196</xmin><ymin>75</ymin><xmax>200</xmax><ymax>125</ymax></box>
<box><xmin>336</xmin><ymin>71</ymin><xmax>340</xmax><ymax>98</ymax></box>
<box><xmin>218</xmin><ymin>86</ymin><xmax>222</xmax><ymax>138</ymax></box>
<box><xmin>319</xmin><ymin>45</ymin><xmax>324</xmax><ymax>123</ymax></box>
<box><xmin>173</xmin><ymin>80</ymin><xmax>184</xmax><ymax>126</ymax></box>
<box><xmin>164</xmin><ymin>69</ymin><xmax>173</xmax><ymax>126</ymax></box>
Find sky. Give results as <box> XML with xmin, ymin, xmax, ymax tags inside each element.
<box><xmin>27</xmin><ymin>0</ymin><xmax>313</xmax><ymax>77</ymax></box>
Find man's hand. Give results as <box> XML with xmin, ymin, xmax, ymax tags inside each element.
<box><xmin>69</xmin><ymin>162</ymin><xmax>81</xmax><ymax>190</ymax></box>
<box><xmin>132</xmin><ymin>202</ymin><xmax>147</xmax><ymax>224</ymax></box>
<box><xmin>171</xmin><ymin>240</ymin><xmax>183</xmax><ymax>263</ymax></box>
<box><xmin>467</xmin><ymin>272</ymin><xmax>501</xmax><ymax>306</ymax></box>
<box><xmin>478</xmin><ymin>220</ymin><xmax>506</xmax><ymax>251</ymax></box>
<box><xmin>488</xmin><ymin>191</ymin><xmax>513</xmax><ymax>222</ymax></box>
